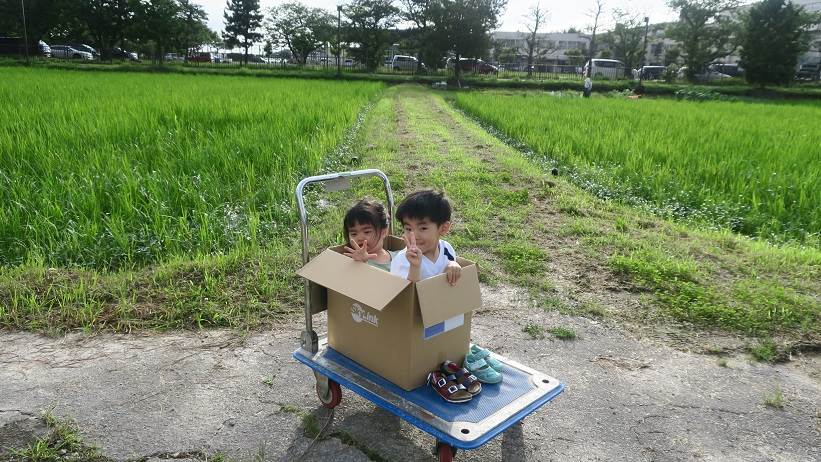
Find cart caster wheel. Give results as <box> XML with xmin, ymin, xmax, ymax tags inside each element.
<box><xmin>435</xmin><ymin>442</ymin><xmax>456</xmax><ymax>462</ymax></box>
<box><xmin>316</xmin><ymin>378</ymin><xmax>342</xmax><ymax>408</ymax></box>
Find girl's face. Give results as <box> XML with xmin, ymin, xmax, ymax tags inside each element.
<box><xmin>348</xmin><ymin>221</ymin><xmax>387</xmax><ymax>253</ymax></box>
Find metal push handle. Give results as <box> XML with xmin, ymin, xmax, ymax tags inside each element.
<box><xmin>295</xmin><ymin>169</ymin><xmax>394</xmax><ymax>352</ymax></box>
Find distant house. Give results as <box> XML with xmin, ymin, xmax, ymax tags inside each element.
<box><xmin>490</xmin><ymin>31</ymin><xmax>590</xmax><ymax>65</ymax></box>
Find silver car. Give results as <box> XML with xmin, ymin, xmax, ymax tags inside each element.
<box><xmin>51</xmin><ymin>45</ymin><xmax>93</xmax><ymax>60</ymax></box>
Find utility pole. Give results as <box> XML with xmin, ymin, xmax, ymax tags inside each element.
<box><xmin>21</xmin><ymin>0</ymin><xmax>30</xmax><ymax>65</ymax></box>
<box><xmin>336</xmin><ymin>5</ymin><xmax>342</xmax><ymax>77</ymax></box>
<box><xmin>638</xmin><ymin>16</ymin><xmax>650</xmax><ymax>86</ymax></box>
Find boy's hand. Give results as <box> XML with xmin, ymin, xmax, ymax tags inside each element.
<box><xmin>344</xmin><ymin>239</ymin><xmax>377</xmax><ymax>263</ymax></box>
<box><xmin>404</xmin><ymin>232</ymin><xmax>421</xmax><ymax>267</ymax></box>
<box><xmin>445</xmin><ymin>261</ymin><xmax>461</xmax><ymax>286</ymax></box>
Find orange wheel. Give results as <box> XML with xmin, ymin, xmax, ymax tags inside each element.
<box><xmin>436</xmin><ymin>442</ymin><xmax>455</xmax><ymax>462</ymax></box>
<box><xmin>316</xmin><ymin>378</ymin><xmax>342</xmax><ymax>408</ymax></box>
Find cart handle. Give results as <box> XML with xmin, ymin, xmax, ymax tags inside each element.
<box><xmin>294</xmin><ymin>169</ymin><xmax>394</xmax><ymax>353</ymax></box>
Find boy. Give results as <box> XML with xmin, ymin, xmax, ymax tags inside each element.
<box><xmin>390</xmin><ymin>190</ymin><xmax>461</xmax><ymax>285</ymax></box>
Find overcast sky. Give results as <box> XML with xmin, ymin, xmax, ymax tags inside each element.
<box><xmin>198</xmin><ymin>0</ymin><xmax>679</xmax><ymax>37</ymax></box>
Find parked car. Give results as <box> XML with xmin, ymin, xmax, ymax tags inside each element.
<box><xmin>71</xmin><ymin>44</ymin><xmax>99</xmax><ymax>59</ymax></box>
<box><xmin>677</xmin><ymin>66</ymin><xmax>731</xmax><ymax>81</ymax></box>
<box><xmin>583</xmin><ymin>59</ymin><xmax>626</xmax><ymax>79</ymax></box>
<box><xmin>795</xmin><ymin>62</ymin><xmax>820</xmax><ymax>81</ymax></box>
<box><xmin>708</xmin><ymin>63</ymin><xmax>744</xmax><ymax>77</ymax></box>
<box><xmin>187</xmin><ymin>52</ymin><xmax>213</xmax><ymax>63</ymax></box>
<box><xmin>447</xmin><ymin>58</ymin><xmax>498</xmax><ymax>74</ymax></box>
<box><xmin>50</xmin><ymin>45</ymin><xmax>93</xmax><ymax>60</ymax></box>
<box><xmin>107</xmin><ymin>47</ymin><xmax>139</xmax><ymax>61</ymax></box>
<box><xmin>164</xmin><ymin>53</ymin><xmax>185</xmax><ymax>62</ymax></box>
<box><xmin>0</xmin><ymin>37</ymin><xmax>51</xmax><ymax>57</ymax></box>
<box><xmin>638</xmin><ymin>65</ymin><xmax>666</xmax><ymax>80</ymax></box>
<box><xmin>392</xmin><ymin>55</ymin><xmax>426</xmax><ymax>72</ymax></box>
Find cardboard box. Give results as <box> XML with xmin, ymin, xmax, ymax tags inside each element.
<box><xmin>297</xmin><ymin>236</ymin><xmax>482</xmax><ymax>391</ymax></box>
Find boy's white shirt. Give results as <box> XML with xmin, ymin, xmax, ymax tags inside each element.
<box><xmin>390</xmin><ymin>239</ymin><xmax>457</xmax><ymax>280</ymax></box>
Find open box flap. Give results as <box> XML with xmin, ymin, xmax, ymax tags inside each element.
<box><xmin>296</xmin><ymin>248</ymin><xmax>410</xmax><ymax>311</ymax></box>
<box><xmin>415</xmin><ymin>259</ymin><xmax>482</xmax><ymax>328</ymax></box>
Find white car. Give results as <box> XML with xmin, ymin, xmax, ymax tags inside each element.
<box><xmin>677</xmin><ymin>66</ymin><xmax>731</xmax><ymax>81</ymax></box>
<box><xmin>583</xmin><ymin>59</ymin><xmax>627</xmax><ymax>80</ymax></box>
<box><xmin>50</xmin><ymin>45</ymin><xmax>93</xmax><ymax>60</ymax></box>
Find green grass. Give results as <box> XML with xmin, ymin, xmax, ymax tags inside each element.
<box><xmin>764</xmin><ymin>386</ymin><xmax>785</xmax><ymax>409</ymax></box>
<box><xmin>547</xmin><ymin>326</ymin><xmax>577</xmax><ymax>340</ymax></box>
<box><xmin>0</xmin><ymin>67</ymin><xmax>382</xmax><ymax>269</ymax></box>
<box><xmin>749</xmin><ymin>338</ymin><xmax>779</xmax><ymax>362</ymax></box>
<box><xmin>522</xmin><ymin>323</ymin><xmax>546</xmax><ymax>339</ymax></box>
<box><xmin>8</xmin><ymin>411</ymin><xmax>107</xmax><ymax>462</ymax></box>
<box><xmin>454</xmin><ymin>91</ymin><xmax>821</xmax><ymax>245</ymax></box>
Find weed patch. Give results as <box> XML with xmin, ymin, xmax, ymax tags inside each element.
<box><xmin>548</xmin><ymin>326</ymin><xmax>577</xmax><ymax>340</ymax></box>
<box><xmin>522</xmin><ymin>323</ymin><xmax>546</xmax><ymax>339</ymax></box>
<box><xmin>764</xmin><ymin>386</ymin><xmax>785</xmax><ymax>409</ymax></box>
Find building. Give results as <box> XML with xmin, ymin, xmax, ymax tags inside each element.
<box><xmin>490</xmin><ymin>31</ymin><xmax>590</xmax><ymax>65</ymax></box>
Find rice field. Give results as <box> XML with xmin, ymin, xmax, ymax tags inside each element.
<box><xmin>454</xmin><ymin>91</ymin><xmax>821</xmax><ymax>244</ymax></box>
<box><xmin>0</xmin><ymin>68</ymin><xmax>382</xmax><ymax>269</ymax></box>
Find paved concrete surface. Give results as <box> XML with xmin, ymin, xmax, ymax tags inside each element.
<box><xmin>2</xmin><ymin>285</ymin><xmax>819</xmax><ymax>461</ymax></box>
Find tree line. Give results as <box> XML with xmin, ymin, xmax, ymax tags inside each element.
<box><xmin>587</xmin><ymin>0</ymin><xmax>820</xmax><ymax>86</ymax></box>
<box><xmin>2</xmin><ymin>0</ymin><xmax>818</xmax><ymax>86</ymax></box>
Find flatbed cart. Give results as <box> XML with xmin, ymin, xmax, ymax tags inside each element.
<box><xmin>294</xmin><ymin>169</ymin><xmax>564</xmax><ymax>461</ymax></box>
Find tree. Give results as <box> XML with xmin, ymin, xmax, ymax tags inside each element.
<box><xmin>666</xmin><ymin>0</ymin><xmax>739</xmax><ymax>81</ymax></box>
<box><xmin>585</xmin><ymin>0</ymin><xmax>605</xmax><ymax>77</ymax></box>
<box><xmin>565</xmin><ymin>47</ymin><xmax>587</xmax><ymax>66</ymax></box>
<box><xmin>436</xmin><ymin>0</ymin><xmax>507</xmax><ymax>83</ymax></box>
<box><xmin>74</xmin><ymin>0</ymin><xmax>136</xmax><ymax>60</ymax></box>
<box><xmin>739</xmin><ymin>0</ymin><xmax>820</xmax><ymax>87</ymax></box>
<box><xmin>402</xmin><ymin>0</ymin><xmax>445</xmax><ymax>69</ymax></box>
<box><xmin>604</xmin><ymin>10</ymin><xmax>645</xmax><ymax>76</ymax></box>
<box><xmin>266</xmin><ymin>2</ymin><xmax>334</xmax><ymax>65</ymax></box>
<box><xmin>133</xmin><ymin>0</ymin><xmax>182</xmax><ymax>63</ymax></box>
<box><xmin>0</xmin><ymin>0</ymin><xmax>68</xmax><ymax>43</ymax></box>
<box><xmin>523</xmin><ymin>3</ymin><xmax>553</xmax><ymax>78</ymax></box>
<box><xmin>223</xmin><ymin>0</ymin><xmax>263</xmax><ymax>65</ymax></box>
<box><xmin>664</xmin><ymin>47</ymin><xmax>681</xmax><ymax>65</ymax></box>
<box><xmin>343</xmin><ymin>0</ymin><xmax>399</xmax><ymax>72</ymax></box>
<box><xmin>178</xmin><ymin>0</ymin><xmax>212</xmax><ymax>57</ymax></box>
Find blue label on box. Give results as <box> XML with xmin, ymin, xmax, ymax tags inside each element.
<box><xmin>423</xmin><ymin>314</ymin><xmax>464</xmax><ymax>340</ymax></box>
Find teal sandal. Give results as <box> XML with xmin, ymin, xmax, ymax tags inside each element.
<box><xmin>463</xmin><ymin>357</ymin><xmax>502</xmax><ymax>384</ymax></box>
<box><xmin>466</xmin><ymin>344</ymin><xmax>503</xmax><ymax>373</ymax></box>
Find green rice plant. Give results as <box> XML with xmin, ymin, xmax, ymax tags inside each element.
<box><xmin>0</xmin><ymin>68</ymin><xmax>382</xmax><ymax>269</ymax></box>
<box><xmin>454</xmin><ymin>91</ymin><xmax>821</xmax><ymax>245</ymax></box>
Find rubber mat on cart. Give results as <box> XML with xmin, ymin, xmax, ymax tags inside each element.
<box><xmin>323</xmin><ymin>347</ymin><xmax>539</xmax><ymax>423</ymax></box>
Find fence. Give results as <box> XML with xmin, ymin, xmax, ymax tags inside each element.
<box><xmin>8</xmin><ymin>49</ymin><xmax>635</xmax><ymax>82</ymax></box>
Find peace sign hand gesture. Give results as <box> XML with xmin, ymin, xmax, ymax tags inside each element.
<box><xmin>344</xmin><ymin>239</ymin><xmax>377</xmax><ymax>263</ymax></box>
<box><xmin>404</xmin><ymin>231</ymin><xmax>422</xmax><ymax>267</ymax></box>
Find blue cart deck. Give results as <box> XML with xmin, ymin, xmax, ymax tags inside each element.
<box><xmin>294</xmin><ymin>339</ymin><xmax>564</xmax><ymax>450</ymax></box>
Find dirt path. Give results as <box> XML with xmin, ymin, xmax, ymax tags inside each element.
<box><xmin>2</xmin><ymin>86</ymin><xmax>819</xmax><ymax>461</ymax></box>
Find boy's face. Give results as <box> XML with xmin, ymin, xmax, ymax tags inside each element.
<box><xmin>348</xmin><ymin>222</ymin><xmax>387</xmax><ymax>253</ymax></box>
<box><xmin>402</xmin><ymin>217</ymin><xmax>450</xmax><ymax>256</ymax></box>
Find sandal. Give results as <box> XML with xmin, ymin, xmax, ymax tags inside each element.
<box><xmin>440</xmin><ymin>360</ymin><xmax>482</xmax><ymax>395</ymax></box>
<box><xmin>427</xmin><ymin>371</ymin><xmax>473</xmax><ymax>403</ymax></box>
<box><xmin>464</xmin><ymin>357</ymin><xmax>502</xmax><ymax>384</ymax></box>
<box><xmin>467</xmin><ymin>344</ymin><xmax>503</xmax><ymax>373</ymax></box>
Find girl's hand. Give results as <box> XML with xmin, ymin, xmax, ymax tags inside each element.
<box><xmin>445</xmin><ymin>261</ymin><xmax>461</xmax><ymax>286</ymax></box>
<box><xmin>344</xmin><ymin>239</ymin><xmax>377</xmax><ymax>263</ymax></box>
<box><xmin>404</xmin><ymin>231</ymin><xmax>421</xmax><ymax>267</ymax></box>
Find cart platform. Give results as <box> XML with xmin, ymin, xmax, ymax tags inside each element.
<box><xmin>293</xmin><ymin>339</ymin><xmax>564</xmax><ymax>450</ymax></box>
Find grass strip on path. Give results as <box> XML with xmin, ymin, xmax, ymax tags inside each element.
<box><xmin>346</xmin><ymin>85</ymin><xmax>818</xmax><ymax>354</ymax></box>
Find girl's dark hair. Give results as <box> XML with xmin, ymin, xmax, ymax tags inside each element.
<box><xmin>343</xmin><ymin>199</ymin><xmax>389</xmax><ymax>239</ymax></box>
<box><xmin>396</xmin><ymin>190</ymin><xmax>451</xmax><ymax>225</ymax></box>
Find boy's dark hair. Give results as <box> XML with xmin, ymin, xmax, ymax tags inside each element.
<box><xmin>396</xmin><ymin>190</ymin><xmax>452</xmax><ymax>225</ymax></box>
<box><xmin>343</xmin><ymin>199</ymin><xmax>388</xmax><ymax>238</ymax></box>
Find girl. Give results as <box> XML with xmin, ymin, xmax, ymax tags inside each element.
<box><xmin>343</xmin><ymin>199</ymin><xmax>394</xmax><ymax>271</ymax></box>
